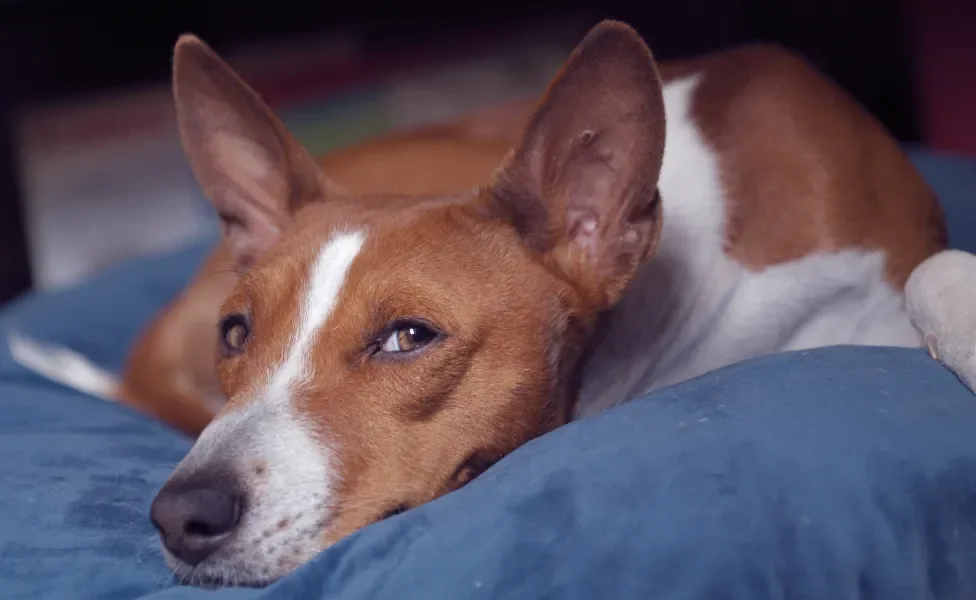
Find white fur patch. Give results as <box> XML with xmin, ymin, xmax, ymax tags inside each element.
<box><xmin>163</xmin><ymin>230</ymin><xmax>366</xmax><ymax>585</ymax></box>
<box><xmin>576</xmin><ymin>76</ymin><xmax>921</xmax><ymax>418</ymax></box>
<box><xmin>7</xmin><ymin>331</ymin><xmax>119</xmax><ymax>400</ymax></box>
<box><xmin>267</xmin><ymin>230</ymin><xmax>367</xmax><ymax>403</ymax></box>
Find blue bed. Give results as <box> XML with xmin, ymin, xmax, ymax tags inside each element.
<box><xmin>0</xmin><ymin>149</ymin><xmax>974</xmax><ymax>600</ymax></box>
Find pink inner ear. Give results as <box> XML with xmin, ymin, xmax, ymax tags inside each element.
<box><xmin>621</xmin><ymin>227</ymin><xmax>640</xmax><ymax>245</ymax></box>
<box><xmin>567</xmin><ymin>208</ymin><xmax>601</xmax><ymax>252</ymax></box>
<box><xmin>209</xmin><ymin>133</ymin><xmax>278</xmax><ymax>187</ymax></box>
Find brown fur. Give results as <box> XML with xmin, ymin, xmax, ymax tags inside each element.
<box><xmin>660</xmin><ymin>45</ymin><xmax>947</xmax><ymax>286</ymax></box>
<box><xmin>133</xmin><ymin>22</ymin><xmax>951</xmax><ymax>562</ymax></box>
<box><xmin>119</xmin><ymin>100</ymin><xmax>535</xmax><ymax>436</ymax></box>
<box><xmin>218</xmin><ymin>198</ymin><xmax>576</xmax><ymax>539</ymax></box>
<box><xmin>169</xmin><ymin>21</ymin><xmax>669</xmax><ymax>544</ymax></box>
<box><xmin>125</xmin><ymin>41</ymin><xmax>948</xmax><ymax>440</ymax></box>
<box><xmin>144</xmin><ymin>20</ymin><xmax>947</xmax><ymax>573</ymax></box>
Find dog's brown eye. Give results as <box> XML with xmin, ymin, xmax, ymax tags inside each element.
<box><xmin>219</xmin><ymin>314</ymin><xmax>250</xmax><ymax>356</ymax></box>
<box><xmin>379</xmin><ymin>322</ymin><xmax>438</xmax><ymax>353</ymax></box>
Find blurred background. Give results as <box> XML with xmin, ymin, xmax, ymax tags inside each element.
<box><xmin>0</xmin><ymin>0</ymin><xmax>973</xmax><ymax>305</ymax></box>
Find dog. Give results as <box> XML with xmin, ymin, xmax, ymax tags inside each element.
<box><xmin>12</xmin><ymin>20</ymin><xmax>946</xmax><ymax>587</ymax></box>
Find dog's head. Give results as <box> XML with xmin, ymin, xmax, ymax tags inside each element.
<box><xmin>150</xmin><ymin>19</ymin><xmax>666</xmax><ymax>587</ymax></box>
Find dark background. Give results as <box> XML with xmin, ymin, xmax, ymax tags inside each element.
<box><xmin>0</xmin><ymin>0</ymin><xmax>951</xmax><ymax>303</ymax></box>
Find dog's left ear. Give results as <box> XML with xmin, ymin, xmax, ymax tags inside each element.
<box><xmin>488</xmin><ymin>21</ymin><xmax>667</xmax><ymax>310</ymax></box>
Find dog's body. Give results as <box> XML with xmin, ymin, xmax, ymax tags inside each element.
<box><xmin>10</xmin><ymin>22</ymin><xmax>946</xmax><ymax>587</ymax></box>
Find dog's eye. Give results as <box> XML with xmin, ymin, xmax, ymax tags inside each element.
<box><xmin>219</xmin><ymin>314</ymin><xmax>250</xmax><ymax>356</ymax></box>
<box><xmin>379</xmin><ymin>322</ymin><xmax>438</xmax><ymax>353</ymax></box>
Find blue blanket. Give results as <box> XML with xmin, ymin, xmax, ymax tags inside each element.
<box><xmin>0</xmin><ymin>149</ymin><xmax>975</xmax><ymax>599</ymax></box>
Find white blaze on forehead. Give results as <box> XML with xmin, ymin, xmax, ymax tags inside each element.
<box><xmin>166</xmin><ymin>230</ymin><xmax>368</xmax><ymax>580</ymax></box>
<box><xmin>266</xmin><ymin>230</ymin><xmax>367</xmax><ymax>402</ymax></box>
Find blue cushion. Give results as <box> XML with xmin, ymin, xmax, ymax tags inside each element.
<box><xmin>908</xmin><ymin>147</ymin><xmax>976</xmax><ymax>254</ymax></box>
<box><xmin>0</xmin><ymin>149</ymin><xmax>974</xmax><ymax>600</ymax></box>
<box><xmin>0</xmin><ymin>244</ymin><xmax>210</xmax><ymax>600</ymax></box>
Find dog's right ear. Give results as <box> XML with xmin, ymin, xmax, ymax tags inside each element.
<box><xmin>173</xmin><ymin>36</ymin><xmax>341</xmax><ymax>269</ymax></box>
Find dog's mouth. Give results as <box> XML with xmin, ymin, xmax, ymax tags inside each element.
<box><xmin>160</xmin><ymin>451</ymin><xmax>499</xmax><ymax>588</ymax></box>
<box><xmin>177</xmin><ymin>572</ymin><xmax>272</xmax><ymax>590</ymax></box>
<box><xmin>175</xmin><ymin>502</ymin><xmax>410</xmax><ymax>587</ymax></box>
<box><xmin>161</xmin><ymin>508</ymin><xmax>339</xmax><ymax>590</ymax></box>
<box><xmin>165</xmin><ymin>549</ymin><xmax>312</xmax><ymax>590</ymax></box>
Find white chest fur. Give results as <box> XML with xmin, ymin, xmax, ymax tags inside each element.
<box><xmin>575</xmin><ymin>75</ymin><xmax>922</xmax><ymax>418</ymax></box>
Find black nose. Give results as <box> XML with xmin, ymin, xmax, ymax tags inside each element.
<box><xmin>150</xmin><ymin>482</ymin><xmax>242</xmax><ymax>566</ymax></box>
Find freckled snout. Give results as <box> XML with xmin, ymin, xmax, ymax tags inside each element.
<box><xmin>150</xmin><ymin>475</ymin><xmax>243</xmax><ymax>566</ymax></box>
<box><xmin>149</xmin><ymin>402</ymin><xmax>337</xmax><ymax>585</ymax></box>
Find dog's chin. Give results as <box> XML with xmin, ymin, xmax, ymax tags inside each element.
<box><xmin>161</xmin><ymin>537</ymin><xmax>328</xmax><ymax>589</ymax></box>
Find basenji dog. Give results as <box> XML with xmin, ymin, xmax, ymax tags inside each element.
<box><xmin>12</xmin><ymin>20</ymin><xmax>946</xmax><ymax>587</ymax></box>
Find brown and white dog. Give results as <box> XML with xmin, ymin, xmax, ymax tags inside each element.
<box><xmin>12</xmin><ymin>20</ymin><xmax>946</xmax><ymax>587</ymax></box>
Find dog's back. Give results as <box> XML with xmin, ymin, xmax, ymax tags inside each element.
<box><xmin>577</xmin><ymin>45</ymin><xmax>946</xmax><ymax>414</ymax></box>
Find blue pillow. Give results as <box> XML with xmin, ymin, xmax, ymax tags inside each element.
<box><xmin>0</xmin><ymin>149</ymin><xmax>974</xmax><ymax>600</ymax></box>
<box><xmin>2</xmin><ymin>343</ymin><xmax>976</xmax><ymax>600</ymax></box>
<box><xmin>908</xmin><ymin>148</ymin><xmax>976</xmax><ymax>254</ymax></box>
<box><xmin>0</xmin><ymin>244</ymin><xmax>209</xmax><ymax>600</ymax></box>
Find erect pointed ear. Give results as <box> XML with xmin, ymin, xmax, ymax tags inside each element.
<box><xmin>172</xmin><ymin>35</ymin><xmax>343</xmax><ymax>269</ymax></box>
<box><xmin>488</xmin><ymin>21</ymin><xmax>667</xmax><ymax>310</ymax></box>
